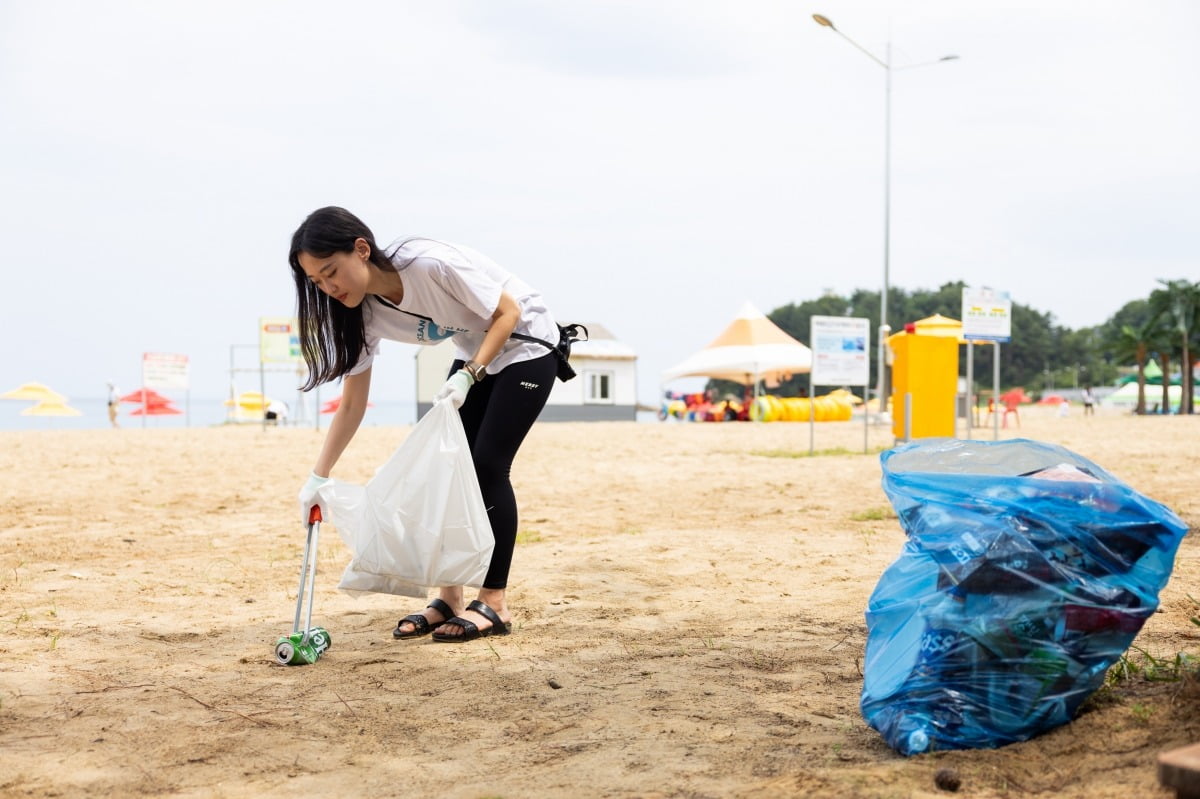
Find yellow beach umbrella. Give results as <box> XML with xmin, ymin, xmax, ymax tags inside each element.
<box><xmin>224</xmin><ymin>391</ymin><xmax>272</xmax><ymax>411</ymax></box>
<box><xmin>893</xmin><ymin>314</ymin><xmax>992</xmax><ymax>346</ymax></box>
<box><xmin>20</xmin><ymin>399</ymin><xmax>83</xmax><ymax>416</ymax></box>
<box><xmin>2</xmin><ymin>382</ymin><xmax>67</xmax><ymax>402</ymax></box>
<box><xmin>911</xmin><ymin>313</ymin><xmax>965</xmax><ymax>339</ymax></box>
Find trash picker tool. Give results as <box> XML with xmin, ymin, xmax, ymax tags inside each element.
<box><xmin>274</xmin><ymin>505</ymin><xmax>331</xmax><ymax>665</ymax></box>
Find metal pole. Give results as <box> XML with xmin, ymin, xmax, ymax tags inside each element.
<box><xmin>965</xmin><ymin>342</ymin><xmax>974</xmax><ymax>439</ymax></box>
<box><xmin>260</xmin><ymin>360</ymin><xmax>267</xmax><ymax>432</ymax></box>
<box><xmin>862</xmin><ymin>383</ymin><xmax>869</xmax><ymax>453</ymax></box>
<box><xmin>811</xmin><ymin>16</ymin><xmax>957</xmax><ymax>423</ymax></box>
<box><xmin>228</xmin><ymin>344</ymin><xmax>236</xmax><ymax>425</ymax></box>
<box><xmin>880</xmin><ymin>39</ymin><xmax>892</xmax><ymax>415</ymax></box>
<box><xmin>808</xmin><ymin>373</ymin><xmax>815</xmax><ymax>455</ymax></box>
<box><xmin>951</xmin><ymin>376</ymin><xmax>958</xmax><ymax>437</ymax></box>
<box><xmin>140</xmin><ymin>360</ymin><xmax>146</xmax><ymax>429</ymax></box>
<box><xmin>904</xmin><ymin>391</ymin><xmax>913</xmax><ymax>441</ymax></box>
<box><xmin>878</xmin><ymin>324</ymin><xmax>891</xmax><ymax>423</ymax></box>
<box><xmin>993</xmin><ymin>342</ymin><xmax>1001</xmax><ymax>440</ymax></box>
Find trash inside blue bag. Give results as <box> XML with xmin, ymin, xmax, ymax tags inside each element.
<box><xmin>862</xmin><ymin>438</ymin><xmax>1187</xmax><ymax>756</ymax></box>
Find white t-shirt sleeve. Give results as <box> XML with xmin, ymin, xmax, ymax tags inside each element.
<box><xmin>349</xmin><ymin>237</ymin><xmax>557</xmax><ymax>375</ymax></box>
<box><xmin>423</xmin><ymin>250</ymin><xmax>502</xmax><ymax>322</ymax></box>
<box><xmin>347</xmin><ymin>303</ymin><xmax>381</xmax><ymax>376</ymax></box>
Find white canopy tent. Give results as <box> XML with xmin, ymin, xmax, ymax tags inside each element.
<box><xmin>661</xmin><ymin>301</ymin><xmax>813</xmax><ymax>389</ymax></box>
<box><xmin>1103</xmin><ymin>381</ymin><xmax>1181</xmax><ymax>412</ymax></box>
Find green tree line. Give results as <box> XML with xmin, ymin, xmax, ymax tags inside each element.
<box><xmin>715</xmin><ymin>278</ymin><xmax>1199</xmax><ymax>415</ymax></box>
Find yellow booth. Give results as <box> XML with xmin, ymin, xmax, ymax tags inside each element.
<box><xmin>888</xmin><ymin>321</ymin><xmax>959</xmax><ymax>440</ymax></box>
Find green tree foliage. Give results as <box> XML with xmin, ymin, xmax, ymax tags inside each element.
<box><xmin>701</xmin><ymin>280</ymin><xmax>1199</xmax><ymax>413</ymax></box>
<box><xmin>1149</xmin><ymin>279</ymin><xmax>1200</xmax><ymax>414</ymax></box>
<box><xmin>1112</xmin><ymin>315</ymin><xmax>1162</xmax><ymax>414</ymax></box>
<box><xmin>1097</xmin><ymin>299</ymin><xmax>1156</xmax><ymax>357</ymax></box>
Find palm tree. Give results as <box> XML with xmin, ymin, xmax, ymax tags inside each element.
<box><xmin>1155</xmin><ymin>345</ymin><xmax>1172</xmax><ymax>415</ymax></box>
<box><xmin>1115</xmin><ymin>315</ymin><xmax>1162</xmax><ymax>414</ymax></box>
<box><xmin>1147</xmin><ymin>312</ymin><xmax>1176</xmax><ymax>415</ymax></box>
<box><xmin>1150</xmin><ymin>279</ymin><xmax>1200</xmax><ymax>414</ymax></box>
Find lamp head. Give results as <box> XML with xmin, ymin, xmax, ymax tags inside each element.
<box><xmin>812</xmin><ymin>14</ymin><xmax>835</xmax><ymax>29</ymax></box>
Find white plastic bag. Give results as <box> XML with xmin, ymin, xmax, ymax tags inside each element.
<box><xmin>317</xmin><ymin>400</ymin><xmax>494</xmax><ymax>598</ymax></box>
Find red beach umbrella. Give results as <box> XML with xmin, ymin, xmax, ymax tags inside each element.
<box><xmin>119</xmin><ymin>387</ymin><xmax>172</xmax><ymax>405</ymax></box>
<box><xmin>129</xmin><ymin>401</ymin><xmax>183</xmax><ymax>416</ymax></box>
<box><xmin>320</xmin><ymin>396</ymin><xmax>373</xmax><ymax>414</ymax></box>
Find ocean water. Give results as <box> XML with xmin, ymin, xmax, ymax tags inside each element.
<box><xmin>0</xmin><ymin>397</ymin><xmax>662</xmax><ymax>431</ymax></box>
<box><xmin>0</xmin><ymin>397</ymin><xmax>417</xmax><ymax>432</ymax></box>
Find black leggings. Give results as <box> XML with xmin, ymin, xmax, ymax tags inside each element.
<box><xmin>451</xmin><ymin>352</ymin><xmax>556</xmax><ymax>589</ymax></box>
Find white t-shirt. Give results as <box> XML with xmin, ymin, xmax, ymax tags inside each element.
<box><xmin>348</xmin><ymin>238</ymin><xmax>558</xmax><ymax>377</ymax></box>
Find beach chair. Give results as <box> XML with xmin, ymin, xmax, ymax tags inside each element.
<box><xmin>1001</xmin><ymin>395</ymin><xmax>1020</xmax><ymax>428</ymax></box>
<box><xmin>981</xmin><ymin>396</ymin><xmax>1021</xmax><ymax>429</ymax></box>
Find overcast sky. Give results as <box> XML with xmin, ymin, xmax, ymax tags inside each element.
<box><xmin>3</xmin><ymin>0</ymin><xmax>1198</xmax><ymax>416</ymax></box>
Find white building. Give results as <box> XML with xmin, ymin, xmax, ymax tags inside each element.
<box><xmin>414</xmin><ymin>323</ymin><xmax>637</xmax><ymax>421</ymax></box>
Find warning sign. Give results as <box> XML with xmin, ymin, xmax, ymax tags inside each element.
<box><xmin>961</xmin><ymin>287</ymin><xmax>1012</xmax><ymax>343</ymax></box>
<box><xmin>259</xmin><ymin>317</ymin><xmax>301</xmax><ymax>363</ymax></box>
<box><xmin>143</xmin><ymin>352</ymin><xmax>190</xmax><ymax>390</ymax></box>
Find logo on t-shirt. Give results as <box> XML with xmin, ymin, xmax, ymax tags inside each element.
<box><xmin>417</xmin><ymin>319</ymin><xmax>458</xmax><ymax>342</ymax></box>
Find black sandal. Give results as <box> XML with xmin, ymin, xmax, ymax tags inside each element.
<box><xmin>392</xmin><ymin>598</ymin><xmax>456</xmax><ymax>639</ymax></box>
<box><xmin>431</xmin><ymin>599</ymin><xmax>512</xmax><ymax>643</ymax></box>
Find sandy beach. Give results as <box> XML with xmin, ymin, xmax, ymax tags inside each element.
<box><xmin>1</xmin><ymin>406</ymin><xmax>1197</xmax><ymax>798</ymax></box>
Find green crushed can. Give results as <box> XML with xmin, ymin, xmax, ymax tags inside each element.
<box><xmin>274</xmin><ymin>627</ymin><xmax>332</xmax><ymax>666</ymax></box>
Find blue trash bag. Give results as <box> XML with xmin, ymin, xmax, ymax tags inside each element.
<box><xmin>861</xmin><ymin>437</ymin><xmax>1188</xmax><ymax>756</ymax></box>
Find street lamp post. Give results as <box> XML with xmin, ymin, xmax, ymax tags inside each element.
<box><xmin>812</xmin><ymin>14</ymin><xmax>957</xmax><ymax>416</ymax></box>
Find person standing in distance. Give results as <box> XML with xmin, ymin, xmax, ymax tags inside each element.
<box><xmin>106</xmin><ymin>381</ymin><xmax>120</xmax><ymax>428</ymax></box>
<box><xmin>289</xmin><ymin>206</ymin><xmax>559</xmax><ymax>643</ymax></box>
<box><xmin>1081</xmin><ymin>385</ymin><xmax>1096</xmax><ymax>417</ymax></box>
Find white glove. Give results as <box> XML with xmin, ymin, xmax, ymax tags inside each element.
<box><xmin>434</xmin><ymin>369</ymin><xmax>475</xmax><ymax>409</ymax></box>
<box><xmin>298</xmin><ymin>471</ymin><xmax>331</xmax><ymax>525</ymax></box>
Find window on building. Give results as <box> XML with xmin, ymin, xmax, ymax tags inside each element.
<box><xmin>585</xmin><ymin>370</ymin><xmax>614</xmax><ymax>404</ymax></box>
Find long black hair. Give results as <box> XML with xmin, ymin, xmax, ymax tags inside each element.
<box><xmin>289</xmin><ymin>207</ymin><xmax>396</xmax><ymax>391</ymax></box>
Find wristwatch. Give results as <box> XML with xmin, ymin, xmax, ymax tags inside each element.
<box><xmin>463</xmin><ymin>360</ymin><xmax>487</xmax><ymax>382</ymax></box>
